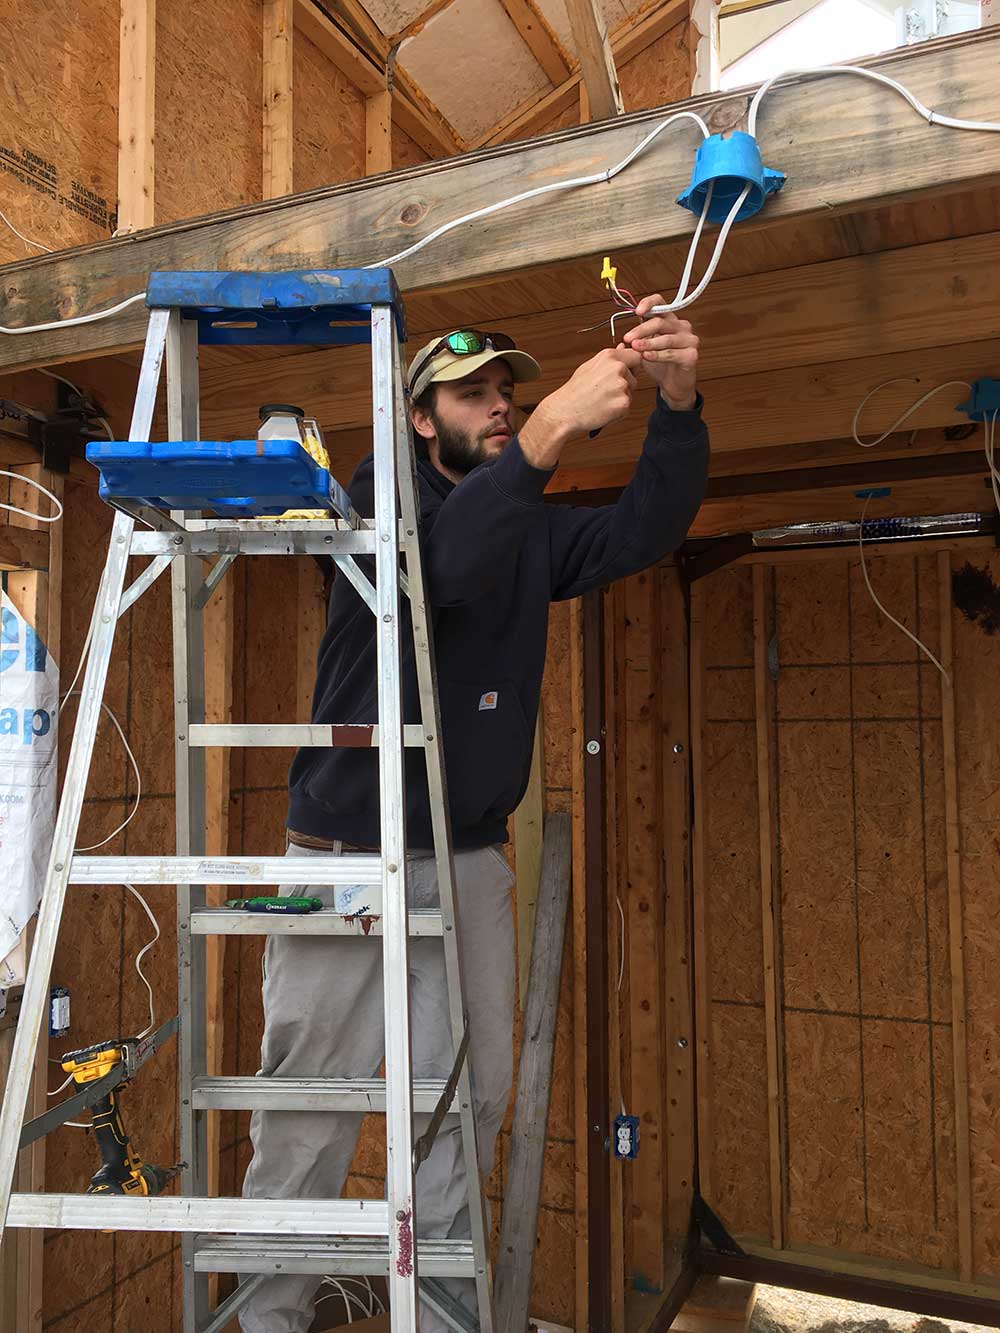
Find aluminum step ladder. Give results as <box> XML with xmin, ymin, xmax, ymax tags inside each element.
<box><xmin>0</xmin><ymin>270</ymin><xmax>494</xmax><ymax>1333</ymax></box>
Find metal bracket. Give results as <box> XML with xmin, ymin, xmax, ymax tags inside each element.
<box><xmin>693</xmin><ymin>1190</ymin><xmax>746</xmax><ymax>1257</ymax></box>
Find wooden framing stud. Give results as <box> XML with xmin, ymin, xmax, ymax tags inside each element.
<box><xmin>752</xmin><ymin>564</ymin><xmax>785</xmax><ymax>1250</ymax></box>
<box><xmin>499</xmin><ymin>0</ymin><xmax>572</xmax><ymax>85</ymax></box>
<box><xmin>937</xmin><ymin>549</ymin><xmax>973</xmax><ymax>1283</ymax></box>
<box><xmin>365</xmin><ymin>87</ymin><xmax>393</xmax><ymax>176</ymax></box>
<box><xmin>264</xmin><ymin>0</ymin><xmax>295</xmax><ymax>200</ymax></box>
<box><xmin>117</xmin><ymin>0</ymin><xmax>156</xmax><ymax>232</ymax></box>
<box><xmin>563</xmin><ymin>0</ymin><xmax>623</xmax><ymax>121</ymax></box>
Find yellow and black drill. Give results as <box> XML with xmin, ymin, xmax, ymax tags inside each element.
<box><xmin>61</xmin><ymin>1040</ymin><xmax>183</xmax><ymax>1196</ymax></box>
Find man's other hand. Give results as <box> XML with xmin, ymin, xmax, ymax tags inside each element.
<box><xmin>622</xmin><ymin>296</ymin><xmax>699</xmax><ymax>411</ymax></box>
<box><xmin>520</xmin><ymin>346</ymin><xmax>643</xmax><ymax>467</ymax></box>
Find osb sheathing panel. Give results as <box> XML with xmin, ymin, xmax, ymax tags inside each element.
<box><xmin>709</xmin><ymin>1002</ymin><xmax>771</xmax><ymax>1235</ymax></box>
<box><xmin>0</xmin><ymin>0</ymin><xmax>118</xmax><ymax>263</ymax></box>
<box><xmin>155</xmin><ymin>0</ymin><xmax>262</xmax><ymax>224</ymax></box>
<box><xmin>617</xmin><ymin>21</ymin><xmax>690</xmax><ymax>113</ymax></box>
<box><xmin>294</xmin><ymin>29</ymin><xmax>367</xmax><ymax>192</ymax></box>
<box><xmin>953</xmin><ymin>551</ymin><xmax>1000</xmax><ymax>1276</ymax></box>
<box><xmin>700</xmin><ymin>550</ymin><xmax>962</xmax><ymax>1274</ymax></box>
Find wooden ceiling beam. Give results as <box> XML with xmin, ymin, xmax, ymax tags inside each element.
<box><xmin>1</xmin><ymin>29</ymin><xmax>998</xmax><ymax>371</ymax></box>
<box><xmin>564</xmin><ymin>0</ymin><xmax>624</xmax><ymax>121</ymax></box>
<box><xmin>499</xmin><ymin>0</ymin><xmax>572</xmax><ymax>85</ymax></box>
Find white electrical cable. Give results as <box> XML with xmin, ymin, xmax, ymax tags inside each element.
<box><xmin>0</xmin><ymin>206</ymin><xmax>52</xmax><ymax>254</ymax></box>
<box><xmin>365</xmin><ymin>110</ymin><xmax>711</xmax><ymax>271</ymax></box>
<box><xmin>125</xmin><ymin>883</ymin><xmax>160</xmax><ymax>1040</ymax></box>
<box><xmin>0</xmin><ymin>290</ymin><xmax>148</xmax><ymax>336</ymax></box>
<box><xmin>0</xmin><ymin>468</ymin><xmax>63</xmax><ymax>523</ymax></box>
<box><xmin>59</xmin><ymin>694</ymin><xmax>143</xmax><ymax>853</ymax></box>
<box><xmin>985</xmin><ymin>409</ymin><xmax>1000</xmax><ymax>517</ymax></box>
<box><xmin>649</xmin><ymin>184</ymin><xmax>751</xmax><ymax>316</ymax></box>
<box><xmin>748</xmin><ymin>63</ymin><xmax>1000</xmax><ymax>138</ymax></box>
<box><xmin>857</xmin><ymin>493</ymin><xmax>949</xmax><ymax>681</ymax></box>
<box><xmin>851</xmin><ymin>378</ymin><xmax>973</xmax><ymax>448</ymax></box>
<box><xmin>674</xmin><ymin>182</ymin><xmax>713</xmax><ymax>305</ymax></box>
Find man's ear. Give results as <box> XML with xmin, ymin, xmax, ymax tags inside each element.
<box><xmin>411</xmin><ymin>404</ymin><xmax>436</xmax><ymax>442</ymax></box>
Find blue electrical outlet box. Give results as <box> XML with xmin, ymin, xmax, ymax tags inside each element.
<box><xmin>958</xmin><ymin>378</ymin><xmax>1000</xmax><ymax>423</ymax></box>
<box><xmin>677</xmin><ymin>132</ymin><xmax>786</xmax><ymax>224</ymax></box>
<box><xmin>613</xmin><ymin>1113</ymin><xmax>640</xmax><ymax>1159</ymax></box>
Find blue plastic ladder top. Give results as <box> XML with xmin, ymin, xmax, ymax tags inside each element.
<box><xmin>87</xmin><ymin>269</ymin><xmax>407</xmax><ymax>517</ymax></box>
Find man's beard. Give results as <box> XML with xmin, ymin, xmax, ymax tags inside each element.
<box><xmin>432</xmin><ymin>415</ymin><xmax>502</xmax><ymax>477</ymax></box>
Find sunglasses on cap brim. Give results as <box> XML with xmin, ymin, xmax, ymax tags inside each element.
<box><xmin>409</xmin><ymin>330</ymin><xmax>518</xmax><ymax>389</ymax></box>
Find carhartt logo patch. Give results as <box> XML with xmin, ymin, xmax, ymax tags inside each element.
<box><xmin>478</xmin><ymin>690</ymin><xmax>498</xmax><ymax>711</ymax></box>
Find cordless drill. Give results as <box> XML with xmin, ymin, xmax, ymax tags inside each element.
<box><xmin>61</xmin><ymin>1040</ymin><xmax>183</xmax><ymax>1196</ymax></box>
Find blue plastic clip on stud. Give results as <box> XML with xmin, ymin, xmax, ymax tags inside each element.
<box><xmin>677</xmin><ymin>132</ymin><xmax>786</xmax><ymax>224</ymax></box>
<box><xmin>957</xmin><ymin>378</ymin><xmax>1000</xmax><ymax>423</ymax></box>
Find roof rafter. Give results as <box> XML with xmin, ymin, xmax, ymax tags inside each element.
<box><xmin>295</xmin><ymin>0</ymin><xmax>465</xmax><ymax>156</ymax></box>
<box><xmin>475</xmin><ymin>0</ymin><xmax>688</xmax><ymax>146</ymax></box>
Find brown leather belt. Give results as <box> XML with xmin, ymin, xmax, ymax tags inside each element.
<box><xmin>287</xmin><ymin>830</ymin><xmax>379</xmax><ymax>853</ymax></box>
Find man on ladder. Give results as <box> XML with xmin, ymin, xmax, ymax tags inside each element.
<box><xmin>241</xmin><ymin>292</ymin><xmax>709</xmax><ymax>1333</ymax></box>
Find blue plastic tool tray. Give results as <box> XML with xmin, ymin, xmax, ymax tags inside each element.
<box><xmin>86</xmin><ymin>438</ymin><xmax>332</xmax><ymax>518</ymax></box>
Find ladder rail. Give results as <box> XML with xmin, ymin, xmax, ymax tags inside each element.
<box><xmin>393</xmin><ymin>330</ymin><xmax>496</xmax><ymax>1333</ymax></box>
<box><xmin>372</xmin><ymin>303</ymin><xmax>421</xmax><ymax>1329</ymax></box>
<box><xmin>167</xmin><ymin>307</ymin><xmax>213</xmax><ymax>1329</ymax></box>
<box><xmin>0</xmin><ymin>306</ymin><xmax>171</xmax><ymax>1241</ymax></box>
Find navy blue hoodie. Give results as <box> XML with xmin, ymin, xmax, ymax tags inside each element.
<box><xmin>287</xmin><ymin>393</ymin><xmax>709</xmax><ymax>849</ymax></box>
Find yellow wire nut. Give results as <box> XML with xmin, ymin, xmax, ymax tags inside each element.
<box><xmin>601</xmin><ymin>256</ymin><xmax>617</xmax><ymax>287</ymax></box>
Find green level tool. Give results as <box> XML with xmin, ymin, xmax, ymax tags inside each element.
<box><xmin>224</xmin><ymin>896</ymin><xmax>324</xmax><ymax>913</ymax></box>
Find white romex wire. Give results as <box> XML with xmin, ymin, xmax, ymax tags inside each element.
<box><xmin>749</xmin><ymin>63</ymin><xmax>1000</xmax><ymax>138</ymax></box>
<box><xmin>0</xmin><ymin>468</ymin><xmax>63</xmax><ymax>523</ymax></box>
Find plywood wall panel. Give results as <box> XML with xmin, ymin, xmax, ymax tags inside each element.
<box><xmin>704</xmin><ymin>722</ymin><xmax>762</xmax><ymax>1006</ymax></box>
<box><xmin>294</xmin><ymin>29</ymin><xmax>367</xmax><ymax>193</ymax></box>
<box><xmin>785</xmin><ymin>1011</ymin><xmax>866</xmax><ymax>1248</ymax></box>
<box><xmin>155</xmin><ymin>0</ymin><xmax>262</xmax><ymax>223</ymax></box>
<box><xmin>114</xmin><ymin>1249</ymin><xmax>175</xmax><ymax>1331</ymax></box>
<box><xmin>392</xmin><ymin>124</ymin><xmax>430</xmax><ymax>170</ymax></box>
<box><xmin>703</xmin><ymin>566</ymin><xmax>753</xmax><ymax>667</ymax></box>
<box><xmin>242</xmin><ymin>556</ymin><xmax>300</xmax><ymax>791</ymax></box>
<box><xmin>125</xmin><ymin>560</ymin><xmax>177</xmax><ymax>797</ymax></box>
<box><xmin>933</xmin><ymin>1022</ymin><xmax>960</xmax><ymax>1262</ymax></box>
<box><xmin>920</xmin><ymin>721</ymin><xmax>952</xmax><ymax>1027</ymax></box>
<box><xmin>862</xmin><ymin>1018</ymin><xmax>940</xmax><ymax>1266</ymax></box>
<box><xmin>850</xmin><ymin>557</ymin><xmax>918</xmax><ymax>664</ymax></box>
<box><xmin>952</xmin><ymin>552</ymin><xmax>1000</xmax><ymax>1278</ymax></box>
<box><xmin>617</xmin><ymin>21</ymin><xmax>690</xmax><ymax>114</ymax></box>
<box><xmin>852</xmin><ymin>662</ymin><xmax>919</xmax><ymax>718</ymax></box>
<box><xmin>705</xmin><ymin>665</ymin><xmax>753</xmax><ymax>720</ymax></box>
<box><xmin>776</xmin><ymin>665</ymin><xmax>849</xmax><ymax>719</ymax></box>
<box><xmin>0</xmin><ymin>0</ymin><xmax>117</xmax><ymax>263</ymax></box>
<box><xmin>710</xmin><ymin>1004</ymin><xmax>771</xmax><ymax>1236</ymax></box>
<box><xmin>776</xmin><ymin>562</ymin><xmax>849</xmax><ymax>664</ymax></box>
<box><xmin>777</xmin><ymin>721</ymin><xmax>857</xmax><ymax>1013</ymax></box>
<box><xmin>854</xmin><ymin>721</ymin><xmax>927</xmax><ymax>1020</ymax></box>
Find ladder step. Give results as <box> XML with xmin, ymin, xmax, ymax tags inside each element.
<box><xmin>194</xmin><ymin>1234</ymin><xmax>476</xmax><ymax>1277</ymax></box>
<box><xmin>187</xmin><ymin>723</ymin><xmax>426</xmax><ymax>748</ymax></box>
<box><xmin>191</xmin><ymin>1075</ymin><xmax>456</xmax><ymax>1113</ymax></box>
<box><xmin>6</xmin><ymin>1193</ymin><xmax>387</xmax><ymax>1235</ymax></box>
<box><xmin>190</xmin><ymin>908</ymin><xmax>443</xmax><ymax>936</ymax></box>
<box><xmin>68</xmin><ymin>855</ymin><xmax>382</xmax><ymax>886</ymax></box>
<box><xmin>131</xmin><ymin>525</ymin><xmax>379</xmax><ymax>558</ymax></box>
